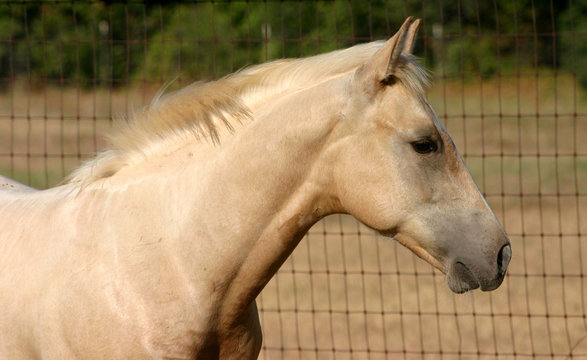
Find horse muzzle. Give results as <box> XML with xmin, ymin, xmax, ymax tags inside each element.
<box><xmin>446</xmin><ymin>244</ymin><xmax>511</xmax><ymax>294</ymax></box>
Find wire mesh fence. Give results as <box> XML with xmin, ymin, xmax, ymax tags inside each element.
<box><xmin>0</xmin><ymin>1</ymin><xmax>585</xmax><ymax>359</ymax></box>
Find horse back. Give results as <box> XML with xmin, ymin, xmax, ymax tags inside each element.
<box><xmin>0</xmin><ymin>175</ymin><xmax>38</xmax><ymax>193</ymax></box>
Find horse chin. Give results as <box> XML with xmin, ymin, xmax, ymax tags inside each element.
<box><xmin>446</xmin><ymin>262</ymin><xmax>480</xmax><ymax>294</ymax></box>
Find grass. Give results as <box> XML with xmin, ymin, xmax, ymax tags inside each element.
<box><xmin>1</xmin><ymin>72</ymin><xmax>586</xmax><ymax>359</ymax></box>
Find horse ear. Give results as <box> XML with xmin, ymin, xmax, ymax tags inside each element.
<box><xmin>403</xmin><ymin>18</ymin><xmax>421</xmax><ymax>54</ymax></box>
<box><xmin>355</xmin><ymin>17</ymin><xmax>420</xmax><ymax>90</ymax></box>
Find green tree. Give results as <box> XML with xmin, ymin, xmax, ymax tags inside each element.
<box><xmin>0</xmin><ymin>1</ymin><xmax>580</xmax><ymax>89</ymax></box>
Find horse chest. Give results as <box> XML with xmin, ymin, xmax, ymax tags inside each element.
<box><xmin>27</xmin><ymin>256</ymin><xmax>221</xmax><ymax>359</ymax></box>
<box><xmin>48</xmin><ymin>296</ymin><xmax>217</xmax><ymax>359</ymax></box>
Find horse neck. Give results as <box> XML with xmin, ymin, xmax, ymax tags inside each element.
<box><xmin>174</xmin><ymin>76</ymin><xmax>348</xmax><ymax>324</ymax></box>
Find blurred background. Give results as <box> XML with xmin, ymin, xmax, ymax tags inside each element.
<box><xmin>0</xmin><ymin>1</ymin><xmax>585</xmax><ymax>359</ymax></box>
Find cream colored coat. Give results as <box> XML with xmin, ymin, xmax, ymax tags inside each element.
<box><xmin>0</xmin><ymin>18</ymin><xmax>510</xmax><ymax>359</ymax></box>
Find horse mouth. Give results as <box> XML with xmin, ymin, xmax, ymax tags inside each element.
<box><xmin>446</xmin><ymin>261</ymin><xmax>506</xmax><ymax>294</ymax></box>
<box><xmin>393</xmin><ymin>234</ymin><xmax>506</xmax><ymax>294</ymax></box>
<box><xmin>446</xmin><ymin>262</ymin><xmax>480</xmax><ymax>294</ymax></box>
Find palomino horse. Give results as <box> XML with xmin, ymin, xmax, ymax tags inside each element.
<box><xmin>0</xmin><ymin>18</ymin><xmax>510</xmax><ymax>359</ymax></box>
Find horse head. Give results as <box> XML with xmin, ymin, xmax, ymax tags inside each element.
<box><xmin>333</xmin><ymin>18</ymin><xmax>511</xmax><ymax>293</ymax></box>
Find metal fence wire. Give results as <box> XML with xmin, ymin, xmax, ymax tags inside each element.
<box><xmin>1</xmin><ymin>1</ymin><xmax>586</xmax><ymax>359</ymax></box>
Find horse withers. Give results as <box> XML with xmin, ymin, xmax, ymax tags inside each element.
<box><xmin>0</xmin><ymin>17</ymin><xmax>510</xmax><ymax>359</ymax></box>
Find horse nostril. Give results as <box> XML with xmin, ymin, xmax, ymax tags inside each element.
<box><xmin>497</xmin><ymin>244</ymin><xmax>512</xmax><ymax>276</ymax></box>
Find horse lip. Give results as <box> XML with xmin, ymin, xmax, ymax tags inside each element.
<box><xmin>447</xmin><ymin>261</ymin><xmax>480</xmax><ymax>294</ymax></box>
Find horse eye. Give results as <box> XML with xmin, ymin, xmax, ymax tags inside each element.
<box><xmin>411</xmin><ymin>139</ymin><xmax>438</xmax><ymax>154</ymax></box>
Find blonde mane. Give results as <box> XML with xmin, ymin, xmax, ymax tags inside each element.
<box><xmin>67</xmin><ymin>41</ymin><xmax>430</xmax><ymax>185</ymax></box>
